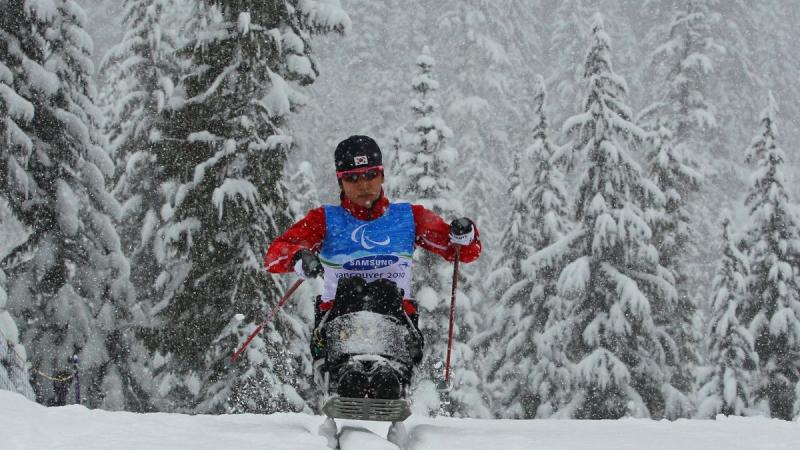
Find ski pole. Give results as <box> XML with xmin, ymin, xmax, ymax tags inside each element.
<box><xmin>442</xmin><ymin>245</ymin><xmax>461</xmax><ymax>387</ymax></box>
<box><xmin>230</xmin><ymin>279</ymin><xmax>304</xmax><ymax>364</ymax></box>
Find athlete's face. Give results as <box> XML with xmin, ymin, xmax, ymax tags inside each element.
<box><xmin>340</xmin><ymin>169</ymin><xmax>384</xmax><ymax>208</ymax></box>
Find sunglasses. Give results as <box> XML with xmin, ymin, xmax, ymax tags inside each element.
<box><xmin>338</xmin><ymin>169</ymin><xmax>383</xmax><ymax>183</ymax></box>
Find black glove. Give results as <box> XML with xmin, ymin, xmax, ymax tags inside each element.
<box><xmin>449</xmin><ymin>218</ymin><xmax>475</xmax><ymax>245</ymax></box>
<box><xmin>293</xmin><ymin>249</ymin><xmax>323</xmax><ymax>279</ymax></box>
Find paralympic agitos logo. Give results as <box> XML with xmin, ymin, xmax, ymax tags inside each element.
<box><xmin>343</xmin><ymin>255</ymin><xmax>399</xmax><ymax>271</ymax></box>
<box><xmin>350</xmin><ymin>223</ymin><xmax>391</xmax><ymax>249</ymax></box>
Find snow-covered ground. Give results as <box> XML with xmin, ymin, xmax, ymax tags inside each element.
<box><xmin>3</xmin><ymin>390</ymin><xmax>800</xmax><ymax>450</ymax></box>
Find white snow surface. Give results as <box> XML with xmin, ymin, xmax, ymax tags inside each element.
<box><xmin>3</xmin><ymin>390</ymin><xmax>800</xmax><ymax>450</ymax></box>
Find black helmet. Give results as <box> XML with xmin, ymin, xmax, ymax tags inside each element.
<box><xmin>334</xmin><ymin>135</ymin><xmax>383</xmax><ymax>173</ymax></box>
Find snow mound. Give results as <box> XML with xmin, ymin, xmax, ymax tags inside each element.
<box><xmin>2</xmin><ymin>390</ymin><xmax>800</xmax><ymax>449</ymax></box>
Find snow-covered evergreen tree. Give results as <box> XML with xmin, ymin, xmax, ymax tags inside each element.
<box><xmin>530</xmin><ymin>270</ymin><xmax>577</xmax><ymax>418</ymax></box>
<box><xmin>391</xmin><ymin>48</ymin><xmax>486</xmax><ymax>417</ymax></box>
<box><xmin>645</xmin><ymin>0</ymin><xmax>724</xmax><ymax>310</ymax></box>
<box><xmin>741</xmin><ymin>92</ymin><xmax>800</xmax><ymax>420</ymax></box>
<box><xmin>641</xmin><ymin>119</ymin><xmax>702</xmax><ymax>291</ymax></box>
<box><xmin>287</xmin><ymin>161</ymin><xmax>319</xmax><ymax>221</ymax></box>
<box><xmin>649</xmin><ymin>0</ymin><xmax>722</xmax><ymax>152</ymax></box>
<box><xmin>695</xmin><ymin>217</ymin><xmax>757</xmax><ymax>418</ymax></box>
<box><xmin>0</xmin><ymin>2</ymin><xmax>46</xmax><ymax>401</ymax></box>
<box><xmin>547</xmin><ymin>0</ymin><xmax>593</xmax><ymax>128</ymax></box>
<box><xmin>751</xmin><ymin>1</ymin><xmax>800</xmax><ymax>147</ymax></box>
<box><xmin>483</xmin><ymin>75</ymin><xmax>571</xmax><ymax>418</ymax></box>
<box><xmin>710</xmin><ymin>0</ymin><xmax>764</xmax><ymax>165</ymax></box>
<box><xmin>0</xmin><ymin>202</ymin><xmax>34</xmax><ymax>400</ymax></box>
<box><xmin>0</xmin><ymin>270</ymin><xmax>34</xmax><ymax>400</ymax></box>
<box><xmin>638</xmin><ymin>117</ymin><xmax>703</xmax><ymax>417</ymax></box>
<box><xmin>150</xmin><ymin>0</ymin><xmax>348</xmax><ymax>414</ymax></box>
<box><xmin>550</xmin><ymin>13</ymin><xmax>674</xmax><ymax>419</ymax></box>
<box><xmin>100</xmin><ymin>0</ymin><xmax>181</xmax><ymax>368</ymax></box>
<box><xmin>431</xmin><ymin>1</ymin><xmax>542</xmax><ymax>294</ymax></box>
<box><xmin>1</xmin><ymin>1</ymin><xmax>51</xmax><ymax>231</ymax></box>
<box><xmin>284</xmin><ymin>159</ymin><xmax>322</xmax><ymax>397</ymax></box>
<box><xmin>480</xmin><ymin>124</ymin><xmax>536</xmax><ymax>418</ymax></box>
<box><xmin>102</xmin><ymin>0</ymin><xmax>178</xmax><ymax>173</ymax></box>
<box><xmin>1</xmin><ymin>0</ymin><xmax>147</xmax><ymax>410</ymax></box>
<box><xmin>390</xmin><ymin>48</ymin><xmax>456</xmax><ymax>208</ymax></box>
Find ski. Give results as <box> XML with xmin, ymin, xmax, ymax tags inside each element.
<box><xmin>319</xmin><ymin>417</ymin><xmax>406</xmax><ymax>449</ymax></box>
<box><xmin>318</xmin><ymin>416</ymin><xmax>339</xmax><ymax>449</ymax></box>
<box><xmin>386</xmin><ymin>421</ymin><xmax>408</xmax><ymax>448</ymax></box>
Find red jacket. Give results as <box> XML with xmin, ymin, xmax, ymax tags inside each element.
<box><xmin>265</xmin><ymin>192</ymin><xmax>481</xmax><ymax>301</ymax></box>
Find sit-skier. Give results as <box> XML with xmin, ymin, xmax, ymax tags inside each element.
<box><xmin>265</xmin><ymin>135</ymin><xmax>481</xmax><ymax>400</ymax></box>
